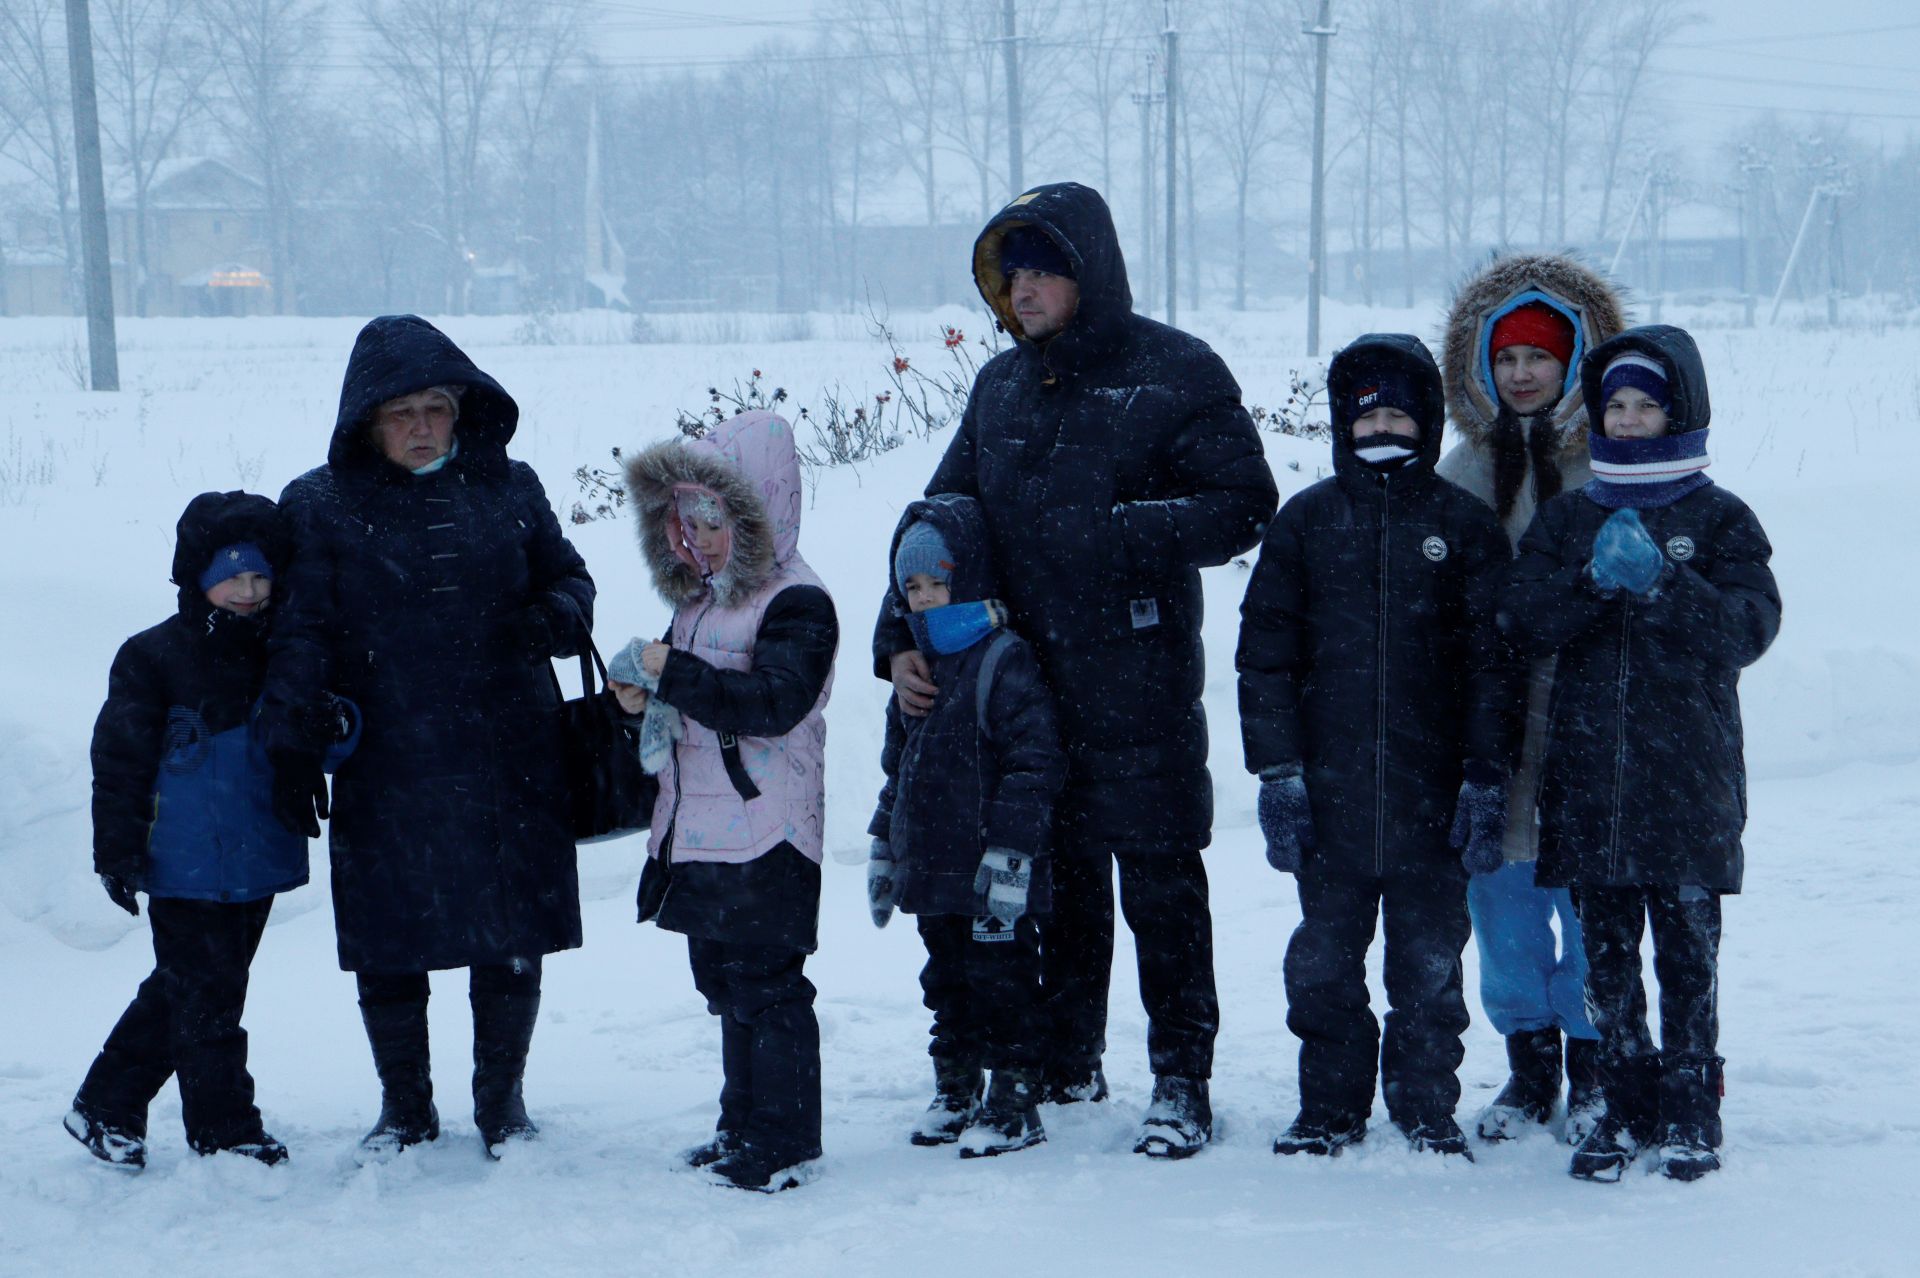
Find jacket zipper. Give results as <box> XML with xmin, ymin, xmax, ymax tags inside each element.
<box><xmin>1374</xmin><ymin>483</ymin><xmax>1391</xmax><ymax>876</ymax></box>
<box><xmin>662</xmin><ymin>596</ymin><xmax>719</xmax><ymax>871</ymax></box>
<box><xmin>1608</xmin><ymin>602</ymin><xmax>1632</xmax><ymax>878</ymax></box>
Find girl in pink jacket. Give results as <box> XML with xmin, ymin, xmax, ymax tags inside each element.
<box><xmin>611</xmin><ymin>410</ymin><xmax>838</xmax><ymax>1193</ymax></box>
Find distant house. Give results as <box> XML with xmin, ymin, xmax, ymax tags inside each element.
<box><xmin>1</xmin><ymin>157</ymin><xmax>276</xmax><ymax>318</ymax></box>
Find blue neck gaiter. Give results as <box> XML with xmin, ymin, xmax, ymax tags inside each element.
<box><xmin>907</xmin><ymin>600</ymin><xmax>1004</xmax><ymax>656</ymax></box>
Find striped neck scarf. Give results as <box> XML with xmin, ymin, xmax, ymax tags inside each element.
<box><xmin>1583</xmin><ymin>428</ymin><xmax>1713</xmax><ymax>509</ymax></box>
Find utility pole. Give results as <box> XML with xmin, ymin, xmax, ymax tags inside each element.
<box><xmin>1738</xmin><ymin>147</ymin><xmax>1771</xmax><ymax>328</ymax></box>
<box><xmin>1825</xmin><ymin>170</ymin><xmax>1847</xmax><ymax>328</ymax></box>
<box><xmin>64</xmin><ymin>0</ymin><xmax>119</xmax><ymax>391</ymax></box>
<box><xmin>1130</xmin><ymin>53</ymin><xmax>1164</xmax><ymax>315</ymax></box>
<box><xmin>1001</xmin><ymin>0</ymin><xmax>1023</xmax><ymax>195</ymax></box>
<box><xmin>1163</xmin><ymin>2</ymin><xmax>1179</xmax><ymax>326</ymax></box>
<box><xmin>1303</xmin><ymin>0</ymin><xmax>1337</xmax><ymax>357</ymax></box>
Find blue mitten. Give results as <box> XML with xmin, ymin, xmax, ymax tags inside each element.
<box><xmin>1257</xmin><ymin>767</ymin><xmax>1316</xmax><ymax>874</ymax></box>
<box><xmin>867</xmin><ymin>838</ymin><xmax>898</xmax><ymax>929</ymax></box>
<box><xmin>1589</xmin><ymin>508</ymin><xmax>1665</xmax><ymax>596</ymax></box>
<box><xmin>1449</xmin><ymin>779</ymin><xmax>1508</xmax><ymax>876</ymax></box>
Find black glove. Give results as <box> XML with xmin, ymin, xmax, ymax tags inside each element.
<box><xmin>498</xmin><ymin>604</ymin><xmax>561</xmax><ymax>663</ymax></box>
<box><xmin>100</xmin><ymin>874</ymin><xmax>139</xmax><ymax>917</ymax></box>
<box><xmin>270</xmin><ymin>750</ymin><xmax>329</xmax><ymax>839</ymax></box>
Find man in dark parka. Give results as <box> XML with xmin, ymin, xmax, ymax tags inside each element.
<box><xmin>262</xmin><ymin>315</ymin><xmax>594</xmax><ymax>1162</ymax></box>
<box><xmin>873</xmin><ymin>182</ymin><xmax>1277</xmax><ymax>1157</ymax></box>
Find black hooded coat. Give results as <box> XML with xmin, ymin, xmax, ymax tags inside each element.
<box><xmin>871</xmin><ymin>183</ymin><xmax>1277</xmax><ymax>855</ymax></box>
<box><xmin>1236</xmin><ymin>334</ymin><xmax>1520</xmax><ymax>877</ymax></box>
<box><xmin>1500</xmin><ymin>325</ymin><xmax>1780</xmax><ymax>893</ymax></box>
<box><xmin>262</xmin><ymin>315</ymin><xmax>595</xmax><ymax>973</ymax></box>
<box><xmin>869</xmin><ymin>494</ymin><xmax>1065</xmax><ymax>916</ymax></box>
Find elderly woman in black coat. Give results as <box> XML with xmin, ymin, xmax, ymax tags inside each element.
<box><xmin>262</xmin><ymin>315</ymin><xmax>594</xmax><ymax>1162</ymax></box>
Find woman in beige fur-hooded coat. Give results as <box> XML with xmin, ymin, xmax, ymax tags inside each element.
<box><xmin>1435</xmin><ymin>252</ymin><xmax>1624</xmax><ymax>1146</ymax></box>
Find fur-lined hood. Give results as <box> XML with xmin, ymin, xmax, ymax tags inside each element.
<box><xmin>1441</xmin><ymin>253</ymin><xmax>1627</xmax><ymax>452</ymax></box>
<box><xmin>626</xmin><ymin>410</ymin><xmax>802</xmax><ymax>609</ymax></box>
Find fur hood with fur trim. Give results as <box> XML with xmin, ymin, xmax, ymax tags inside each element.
<box><xmin>1440</xmin><ymin>252</ymin><xmax>1627</xmax><ymax>454</ymax></box>
<box><xmin>626</xmin><ymin>410</ymin><xmax>803</xmax><ymax>609</ymax></box>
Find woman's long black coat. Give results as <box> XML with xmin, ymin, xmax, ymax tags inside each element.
<box><xmin>263</xmin><ymin>316</ymin><xmax>595</xmax><ymax>973</ymax></box>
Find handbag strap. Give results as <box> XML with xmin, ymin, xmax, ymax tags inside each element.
<box><xmin>548</xmin><ymin>634</ymin><xmax>613</xmax><ymax>700</ymax></box>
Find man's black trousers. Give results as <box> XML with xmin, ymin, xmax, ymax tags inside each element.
<box><xmin>1039</xmin><ymin>845</ymin><xmax>1218</xmax><ymax>1081</ymax></box>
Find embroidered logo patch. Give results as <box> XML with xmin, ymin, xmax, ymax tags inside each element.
<box><xmin>1130</xmin><ymin>598</ymin><xmax>1161</xmax><ymax>629</ymax></box>
<box><xmin>1421</xmin><ymin>536</ymin><xmax>1449</xmax><ymax>562</ymax></box>
<box><xmin>1666</xmin><ymin>536</ymin><xmax>1696</xmax><ymax>562</ymax></box>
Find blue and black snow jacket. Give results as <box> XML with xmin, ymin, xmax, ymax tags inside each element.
<box><xmin>869</xmin><ymin>494</ymin><xmax>1065</xmax><ymax>916</ymax></box>
<box><xmin>91</xmin><ymin>491</ymin><xmax>359</xmax><ymax>902</ymax></box>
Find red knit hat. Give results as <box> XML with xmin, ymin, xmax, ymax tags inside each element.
<box><xmin>1490</xmin><ymin>302</ymin><xmax>1576</xmax><ymax>367</ymax></box>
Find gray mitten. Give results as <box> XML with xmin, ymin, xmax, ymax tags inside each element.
<box><xmin>867</xmin><ymin>838</ymin><xmax>898</xmax><ymax>929</ymax></box>
<box><xmin>1449</xmin><ymin>779</ymin><xmax>1508</xmax><ymax>876</ymax></box>
<box><xmin>611</xmin><ymin>637</ymin><xmax>683</xmax><ymax>775</ymax></box>
<box><xmin>972</xmin><ymin>848</ymin><xmax>1031</xmax><ymax>925</ymax></box>
<box><xmin>1257</xmin><ymin>766</ymin><xmax>1315</xmax><ymax>874</ymax></box>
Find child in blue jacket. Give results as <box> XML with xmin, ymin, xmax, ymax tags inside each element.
<box><xmin>867</xmin><ymin>494</ymin><xmax>1065</xmax><ymax>1158</ymax></box>
<box><xmin>65</xmin><ymin>491</ymin><xmax>357</xmax><ymax>1170</ymax></box>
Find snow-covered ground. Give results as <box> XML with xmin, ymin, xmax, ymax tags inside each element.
<box><xmin>2</xmin><ymin>303</ymin><xmax>1917</xmax><ymax>1276</ymax></box>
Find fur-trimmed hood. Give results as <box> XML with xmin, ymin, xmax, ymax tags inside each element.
<box><xmin>1441</xmin><ymin>253</ymin><xmax>1627</xmax><ymax>453</ymax></box>
<box><xmin>626</xmin><ymin>410</ymin><xmax>802</xmax><ymax>609</ymax></box>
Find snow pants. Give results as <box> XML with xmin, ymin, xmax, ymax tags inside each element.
<box><xmin>1571</xmin><ymin>885</ymin><xmax>1721</xmax><ymax>1064</ymax></box>
<box><xmin>1285</xmin><ymin>870</ymin><xmax>1471</xmax><ymax>1125</ymax></box>
<box><xmin>688</xmin><ymin>938</ymin><xmax>822</xmax><ymax>1163</ymax></box>
<box><xmin>1468</xmin><ymin>859</ymin><xmax>1599</xmax><ymax>1040</ymax></box>
<box><xmin>1041</xmin><ymin>843</ymin><xmax>1218</xmax><ymax>1081</ymax></box>
<box><xmin>75</xmin><ymin>895</ymin><xmax>273</xmax><ymax>1152</ymax></box>
<box><xmin>917</xmin><ymin>913</ymin><xmax>1044</xmax><ymax>1071</ymax></box>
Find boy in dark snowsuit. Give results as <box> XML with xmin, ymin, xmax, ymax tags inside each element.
<box><xmin>67</xmin><ymin>491</ymin><xmax>357</xmax><ymax>1169</ymax></box>
<box><xmin>1237</xmin><ymin>334</ymin><xmax>1519</xmax><ymax>1158</ymax></box>
<box><xmin>868</xmin><ymin>493</ymin><xmax>1065</xmax><ymax>1158</ymax></box>
<box><xmin>1502</xmin><ymin>325</ymin><xmax>1780</xmax><ymax>1183</ymax></box>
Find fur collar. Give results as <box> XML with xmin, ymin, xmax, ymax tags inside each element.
<box><xmin>626</xmin><ymin>436</ymin><xmax>776</xmax><ymax>609</ymax></box>
<box><xmin>1440</xmin><ymin>252</ymin><xmax>1628</xmax><ymax>460</ymax></box>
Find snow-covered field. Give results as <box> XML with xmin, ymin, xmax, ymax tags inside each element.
<box><xmin>2</xmin><ymin>302</ymin><xmax>1917</xmax><ymax>1276</ymax></box>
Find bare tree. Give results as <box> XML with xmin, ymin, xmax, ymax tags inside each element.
<box><xmin>1533</xmin><ymin>0</ymin><xmax>1600</xmax><ymax>244</ymax></box>
<box><xmin>1591</xmin><ymin>0</ymin><xmax>1697</xmax><ymax>241</ymax></box>
<box><xmin>0</xmin><ymin>0</ymin><xmax>77</xmax><ymax>303</ymax></box>
<box><xmin>496</xmin><ymin>0</ymin><xmax>584</xmax><ymax>307</ymax></box>
<box><xmin>95</xmin><ymin>0</ymin><xmax>216</xmax><ymax>315</ymax></box>
<box><xmin>197</xmin><ymin>0</ymin><xmax>324</xmax><ymax>314</ymax></box>
<box><xmin>842</xmin><ymin>0</ymin><xmax>953</xmax><ymax>305</ymax></box>
<box><xmin>1196</xmin><ymin>0</ymin><xmax>1308</xmax><ymax>310</ymax></box>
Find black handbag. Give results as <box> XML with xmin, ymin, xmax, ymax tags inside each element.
<box><xmin>554</xmin><ymin>639</ymin><xmax>655</xmax><ymax>843</ymax></box>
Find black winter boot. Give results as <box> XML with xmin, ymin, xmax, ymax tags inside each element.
<box><xmin>472</xmin><ymin>989</ymin><xmax>542</xmax><ymax>1160</ymax></box>
<box><xmin>1564</xmin><ymin>1035</ymin><xmax>1607</xmax><ymax>1147</ymax></box>
<box><xmin>1399</xmin><ymin>1113</ymin><xmax>1475</xmax><ymax>1160</ymax></box>
<box><xmin>1133</xmin><ymin>1076</ymin><xmax>1211</xmax><ymax>1159</ymax></box>
<box><xmin>958</xmin><ymin>1069</ymin><xmax>1045</xmax><ymax>1158</ymax></box>
<box><xmin>1476</xmin><ymin>1028</ymin><xmax>1561</xmax><ymax>1142</ymax></box>
<box><xmin>910</xmin><ymin>1058</ymin><xmax>984</xmax><ymax>1147</ymax></box>
<box><xmin>1043</xmin><ymin>1061</ymin><xmax>1110</xmax><ymax>1106</ymax></box>
<box><xmin>1656</xmin><ymin>1053</ymin><xmax>1724</xmax><ymax>1182</ymax></box>
<box><xmin>1273</xmin><ymin>1109</ymin><xmax>1367</xmax><ymax>1157</ymax></box>
<box><xmin>356</xmin><ymin>999</ymin><xmax>440</xmax><ymax>1166</ymax></box>
<box><xmin>63</xmin><ymin>1104</ymin><xmax>146</xmax><ymax>1171</ymax></box>
<box><xmin>1570</xmin><ymin>1051</ymin><xmax>1659</xmax><ymax>1183</ymax></box>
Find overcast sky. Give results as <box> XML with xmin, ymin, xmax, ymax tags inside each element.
<box><xmin>589</xmin><ymin>0</ymin><xmax>1920</xmax><ymax>153</ymax></box>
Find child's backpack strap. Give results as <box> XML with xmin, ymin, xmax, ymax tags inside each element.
<box><xmin>975</xmin><ymin>630</ymin><xmax>1017</xmax><ymax>741</ymax></box>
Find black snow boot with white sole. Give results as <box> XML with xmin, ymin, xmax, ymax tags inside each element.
<box><xmin>1133</xmin><ymin>1075</ymin><xmax>1211</xmax><ymax>1160</ymax></box>
<box><xmin>1273</xmin><ymin>1110</ymin><xmax>1367</xmax><ymax>1157</ymax></box>
<box><xmin>910</xmin><ymin>1058</ymin><xmax>983</xmax><ymax>1147</ymax></box>
<box><xmin>1564</xmin><ymin>1035</ymin><xmax>1606</xmax><ymax>1147</ymax></box>
<box><xmin>1655</xmin><ymin>1054</ymin><xmax>1724</xmax><ymax>1183</ymax></box>
<box><xmin>957</xmin><ymin>1069</ymin><xmax>1045</xmax><ymax>1158</ymax></box>
<box><xmin>1400</xmin><ymin>1113</ymin><xmax>1475</xmax><ymax>1160</ymax></box>
<box><xmin>63</xmin><ymin>1105</ymin><xmax>146</xmax><ymax>1171</ymax></box>
<box><xmin>355</xmin><ymin>999</ymin><xmax>440</xmax><ymax>1166</ymax></box>
<box><xmin>1476</xmin><ymin>1027</ymin><xmax>1561</xmax><ymax>1143</ymax></box>
<box><xmin>1570</xmin><ymin>1052</ymin><xmax>1659</xmax><ymax>1183</ymax></box>
<box><xmin>707</xmin><ymin>1143</ymin><xmax>822</xmax><ymax>1193</ymax></box>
